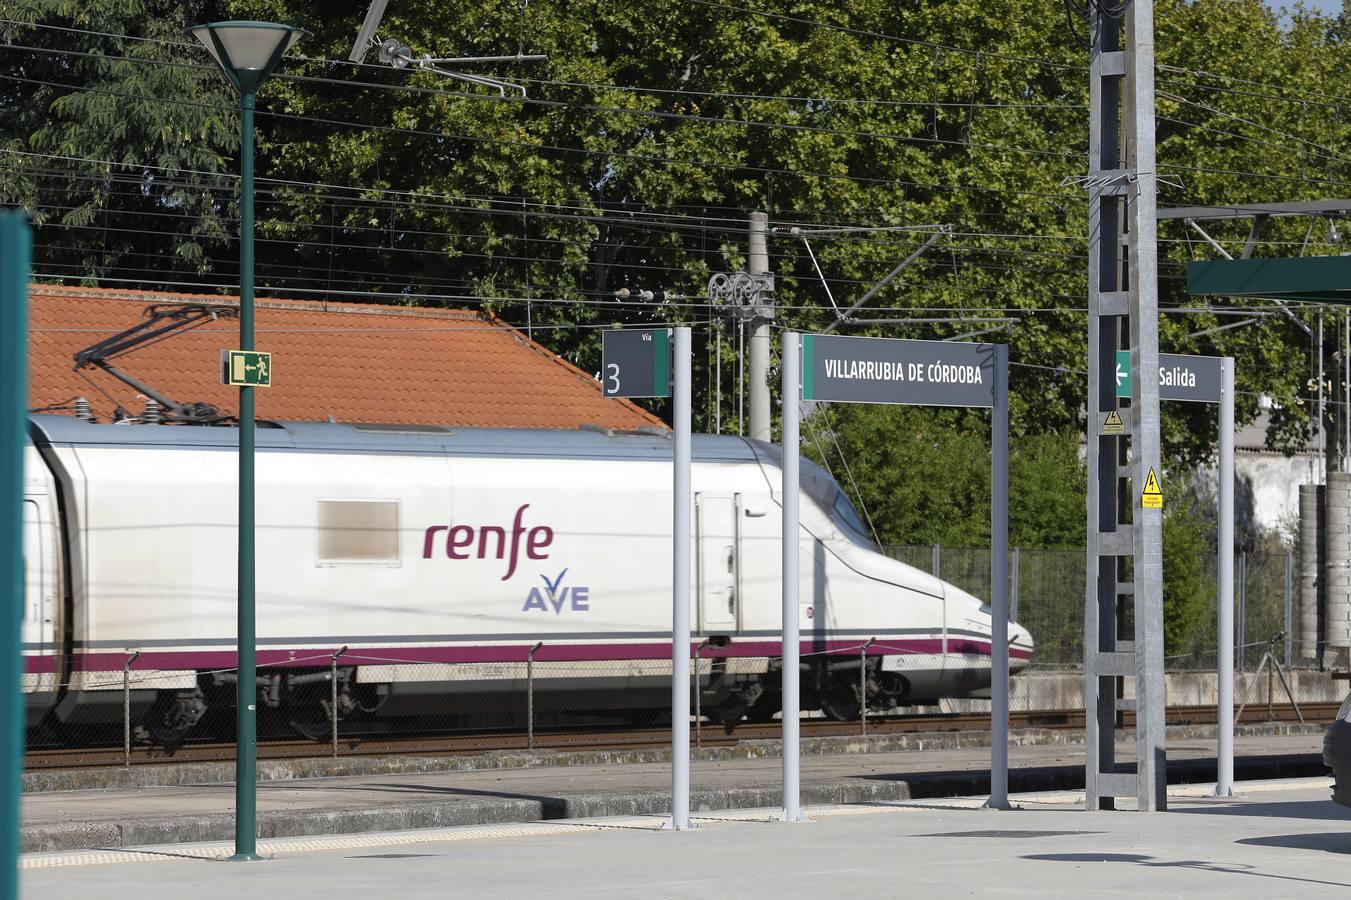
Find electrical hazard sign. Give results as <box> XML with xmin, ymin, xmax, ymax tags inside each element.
<box><xmin>1102</xmin><ymin>410</ymin><xmax>1124</xmax><ymax>434</ymax></box>
<box><xmin>1141</xmin><ymin>467</ymin><xmax>1163</xmax><ymax>509</ymax></box>
<box><xmin>221</xmin><ymin>350</ymin><xmax>272</xmax><ymax>388</ymax></box>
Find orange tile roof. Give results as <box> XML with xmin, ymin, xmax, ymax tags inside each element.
<box><xmin>28</xmin><ymin>285</ymin><xmax>666</xmax><ymax>431</ymax></box>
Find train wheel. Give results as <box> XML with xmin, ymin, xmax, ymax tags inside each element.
<box><xmin>817</xmin><ymin>686</ymin><xmax>861</xmax><ymax>722</ymax></box>
<box><xmin>743</xmin><ymin>691</ymin><xmax>780</xmax><ymax>724</ymax></box>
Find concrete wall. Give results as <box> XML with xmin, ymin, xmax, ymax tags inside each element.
<box><xmin>933</xmin><ymin>668</ymin><xmax>1346</xmax><ymax>713</ymax></box>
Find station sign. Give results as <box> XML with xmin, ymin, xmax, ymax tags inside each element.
<box><xmin>801</xmin><ymin>334</ymin><xmax>996</xmax><ymax>408</ymax></box>
<box><xmin>221</xmin><ymin>350</ymin><xmax>272</xmax><ymax>388</ymax></box>
<box><xmin>1114</xmin><ymin>352</ymin><xmax>1222</xmax><ymax>404</ymax></box>
<box><xmin>601</xmin><ymin>328</ymin><xmax>670</xmax><ymax>398</ymax></box>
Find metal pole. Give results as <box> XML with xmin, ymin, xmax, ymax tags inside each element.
<box><xmin>527</xmin><ymin>641</ymin><xmax>542</xmax><ymax>750</ymax></box>
<box><xmin>124</xmin><ymin>651</ymin><xmax>141</xmax><ymax>768</ymax></box>
<box><xmin>1125</xmin><ymin>0</ymin><xmax>1167</xmax><ymax>813</ymax></box>
<box><xmin>748</xmin><ymin>212</ymin><xmax>771</xmax><ymax>442</ymax></box>
<box><xmin>233</xmin><ymin>90</ymin><xmax>261</xmax><ymax>861</ymax></box>
<box><xmin>1267</xmin><ymin>640</ymin><xmax>1274</xmax><ymax>722</ymax></box>
<box><xmin>715</xmin><ymin>321</ymin><xmax>722</xmax><ymax>435</ymax></box>
<box><xmin>0</xmin><ymin>210</ymin><xmax>29</xmax><ymax>900</ymax></box>
<box><xmin>932</xmin><ymin>543</ymin><xmax>941</xmax><ymax>578</ymax></box>
<box><xmin>1083</xmin><ymin>0</ymin><xmax>1123</xmax><ymax>813</ymax></box>
<box><xmin>1238</xmin><ymin>551</ymin><xmax>1247</xmax><ymax>672</ymax></box>
<box><xmin>987</xmin><ymin>344</ymin><xmax>1011</xmax><ymax>810</ymax></box>
<box><xmin>1320</xmin><ymin>311</ymin><xmax>1326</xmax><ymax>483</ymax></box>
<box><xmin>1216</xmin><ymin>357</ymin><xmax>1235</xmax><ymax>797</ymax></box>
<box><xmin>1284</xmin><ymin>550</ymin><xmax>1294</xmax><ymax>668</ymax></box>
<box><xmin>669</xmin><ymin>326</ymin><xmax>692</xmax><ymax>830</ymax></box>
<box><xmin>694</xmin><ymin>639</ymin><xmax>708</xmax><ymax>749</ymax></box>
<box><xmin>860</xmin><ymin>638</ymin><xmax>874</xmax><ymax>737</ymax></box>
<box><xmin>781</xmin><ymin>332</ymin><xmax>803</xmax><ymax>822</ymax></box>
<box><xmin>330</xmin><ymin>645</ymin><xmax>347</xmax><ymax>758</ymax></box>
<box><xmin>738</xmin><ymin>326</ymin><xmax>744</xmax><ymax>436</ymax></box>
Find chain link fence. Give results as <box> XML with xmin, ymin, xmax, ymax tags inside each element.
<box><xmin>882</xmin><ymin>542</ymin><xmax>1301</xmax><ymax>673</ymax></box>
<box><xmin>24</xmin><ymin>541</ymin><xmax>1339</xmax><ymax>769</ymax></box>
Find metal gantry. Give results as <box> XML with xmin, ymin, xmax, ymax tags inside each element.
<box><xmin>1083</xmin><ymin>0</ymin><xmax>1168</xmax><ymax>812</ymax></box>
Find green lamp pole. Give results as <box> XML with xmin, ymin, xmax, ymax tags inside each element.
<box><xmin>1</xmin><ymin>212</ymin><xmax>31</xmax><ymax>900</ymax></box>
<box><xmin>187</xmin><ymin>20</ymin><xmax>308</xmax><ymax>862</ymax></box>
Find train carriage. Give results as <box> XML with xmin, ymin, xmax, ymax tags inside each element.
<box><xmin>22</xmin><ymin>414</ymin><xmax>1033</xmax><ymax>743</ymax></box>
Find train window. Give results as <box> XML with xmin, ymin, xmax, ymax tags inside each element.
<box><xmin>831</xmin><ymin>491</ymin><xmax>875</xmax><ymax>548</ymax></box>
<box><xmin>318</xmin><ymin>500</ymin><xmax>400</xmax><ymax>564</ymax></box>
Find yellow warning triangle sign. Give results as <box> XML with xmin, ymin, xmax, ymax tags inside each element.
<box><xmin>1141</xmin><ymin>467</ymin><xmax>1163</xmax><ymax>509</ymax></box>
<box><xmin>1102</xmin><ymin>410</ymin><xmax>1124</xmax><ymax>434</ymax></box>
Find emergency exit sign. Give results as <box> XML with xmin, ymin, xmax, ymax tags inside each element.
<box><xmin>221</xmin><ymin>350</ymin><xmax>272</xmax><ymax>388</ymax></box>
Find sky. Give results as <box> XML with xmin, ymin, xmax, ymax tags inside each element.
<box><xmin>1278</xmin><ymin>0</ymin><xmax>1342</xmax><ymax>15</ymax></box>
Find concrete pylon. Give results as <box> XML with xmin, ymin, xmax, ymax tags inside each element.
<box><xmin>1300</xmin><ymin>483</ymin><xmax>1324</xmax><ymax>662</ymax></box>
<box><xmin>1325</xmin><ymin>474</ymin><xmax>1351</xmax><ymax>670</ymax></box>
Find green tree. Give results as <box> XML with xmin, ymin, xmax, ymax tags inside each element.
<box><xmin>1</xmin><ymin>0</ymin><xmax>236</xmax><ymax>280</ymax></box>
<box><xmin>8</xmin><ymin>0</ymin><xmax>1350</xmax><ymax>467</ymax></box>
<box><xmin>1162</xmin><ymin>491</ymin><xmax>1218</xmax><ymax>660</ymax></box>
<box><xmin>805</xmin><ymin>403</ymin><xmax>1085</xmax><ymax>549</ymax></box>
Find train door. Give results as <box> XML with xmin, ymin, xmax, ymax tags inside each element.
<box><xmin>23</xmin><ymin>498</ymin><xmax>59</xmax><ymax>695</ymax></box>
<box><xmin>696</xmin><ymin>493</ymin><xmax>740</xmax><ymax>634</ymax></box>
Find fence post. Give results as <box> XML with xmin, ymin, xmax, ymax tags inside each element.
<box><xmin>1010</xmin><ymin>547</ymin><xmax>1021</xmax><ymax>623</ymax></box>
<box><xmin>1238</xmin><ymin>551</ymin><xmax>1247</xmax><ymax>671</ymax></box>
<box><xmin>123</xmin><ymin>651</ymin><xmax>141</xmax><ymax>768</ymax></box>
<box><xmin>860</xmin><ymin>638</ymin><xmax>875</xmax><ymax>736</ymax></box>
<box><xmin>694</xmin><ymin>639</ymin><xmax>709</xmax><ymax>749</ymax></box>
<box><xmin>1267</xmin><ymin>636</ymin><xmax>1275</xmax><ymax>722</ymax></box>
<box><xmin>1284</xmin><ymin>550</ymin><xmax>1294</xmax><ymax>668</ymax></box>
<box><xmin>931</xmin><ymin>543</ymin><xmax>941</xmax><ymax>578</ymax></box>
<box><xmin>527</xmin><ymin>642</ymin><xmax>543</xmax><ymax>750</ymax></box>
<box><xmin>330</xmin><ymin>645</ymin><xmax>347</xmax><ymax>759</ymax></box>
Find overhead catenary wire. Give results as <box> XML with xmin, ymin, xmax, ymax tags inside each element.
<box><xmin>0</xmin><ymin>67</ymin><xmax>1090</xmax><ymax>169</ymax></box>
<box><xmin>10</xmin><ymin>18</ymin><xmax>1351</xmax><ymax>345</ymax></box>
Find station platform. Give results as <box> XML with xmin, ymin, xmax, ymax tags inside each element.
<box><xmin>21</xmin><ymin>779</ymin><xmax>1351</xmax><ymax>899</ymax></box>
<box><xmin>21</xmin><ymin>728</ymin><xmax>1326</xmax><ymax>854</ymax></box>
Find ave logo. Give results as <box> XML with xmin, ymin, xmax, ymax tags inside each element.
<box><xmin>522</xmin><ymin>569</ymin><xmax>591</xmax><ymax>614</ymax></box>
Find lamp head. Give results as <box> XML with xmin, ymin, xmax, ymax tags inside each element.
<box><xmin>187</xmin><ymin>21</ymin><xmax>311</xmax><ymax>94</ymax></box>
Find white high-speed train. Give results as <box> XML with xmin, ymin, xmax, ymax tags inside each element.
<box><xmin>22</xmin><ymin>414</ymin><xmax>1033</xmax><ymax>743</ymax></box>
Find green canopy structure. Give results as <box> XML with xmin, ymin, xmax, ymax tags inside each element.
<box><xmin>1187</xmin><ymin>255</ymin><xmax>1351</xmax><ymax>303</ymax></box>
<box><xmin>1158</xmin><ymin>200</ymin><xmax>1351</xmax><ymax>302</ymax></box>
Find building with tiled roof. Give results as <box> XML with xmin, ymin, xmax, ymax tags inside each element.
<box><xmin>28</xmin><ymin>285</ymin><xmax>666</xmax><ymax>431</ymax></box>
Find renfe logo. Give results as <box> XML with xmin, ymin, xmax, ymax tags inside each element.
<box><xmin>422</xmin><ymin>504</ymin><xmax>552</xmax><ymax>581</ymax></box>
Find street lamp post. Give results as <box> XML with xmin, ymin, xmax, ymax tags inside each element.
<box><xmin>187</xmin><ymin>20</ymin><xmax>309</xmax><ymax>862</ymax></box>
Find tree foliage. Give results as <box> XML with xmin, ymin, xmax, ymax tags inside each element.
<box><xmin>5</xmin><ymin>0</ymin><xmax>1349</xmax><ymax>549</ymax></box>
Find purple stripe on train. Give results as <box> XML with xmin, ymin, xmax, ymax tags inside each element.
<box><xmin>29</xmin><ymin>638</ymin><xmax>1033</xmax><ymax>674</ymax></box>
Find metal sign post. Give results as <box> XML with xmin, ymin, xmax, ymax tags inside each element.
<box><xmin>601</xmin><ymin>327</ymin><xmax>690</xmax><ymax>830</ymax></box>
<box><xmin>1125</xmin><ymin>353</ymin><xmax>1233</xmax><ymax>793</ymax></box>
<box><xmin>781</xmin><ymin>332</ymin><xmax>803</xmax><ymax>822</ymax></box>
<box><xmin>1</xmin><ymin>211</ymin><xmax>30</xmax><ymax>900</ymax></box>
<box><xmin>1217</xmin><ymin>357</ymin><xmax>1235</xmax><ymax>796</ymax></box>
<box><xmin>793</xmin><ymin>333</ymin><xmax>1010</xmax><ymax>809</ymax></box>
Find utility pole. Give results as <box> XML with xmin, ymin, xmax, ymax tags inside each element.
<box><xmin>748</xmin><ymin>212</ymin><xmax>773</xmax><ymax>442</ymax></box>
<box><xmin>708</xmin><ymin>213</ymin><xmax>774</xmax><ymax>439</ymax></box>
<box><xmin>1080</xmin><ymin>0</ymin><xmax>1168</xmax><ymax>812</ymax></box>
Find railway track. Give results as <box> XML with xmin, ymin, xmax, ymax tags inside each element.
<box><xmin>23</xmin><ymin>702</ymin><xmax>1335</xmax><ymax>770</ymax></box>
